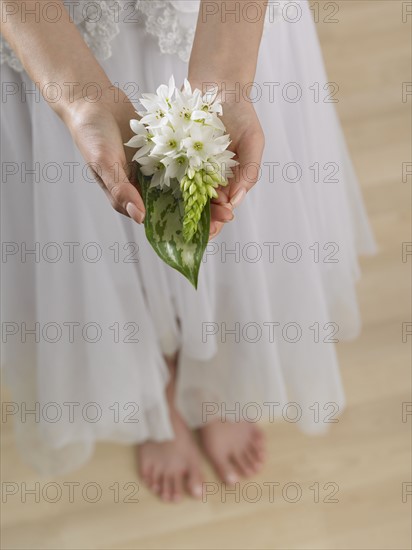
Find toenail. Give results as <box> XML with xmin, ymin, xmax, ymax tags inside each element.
<box><xmin>226</xmin><ymin>473</ymin><xmax>238</xmax><ymax>485</ymax></box>
<box><xmin>192</xmin><ymin>485</ymin><xmax>203</xmax><ymax>498</ymax></box>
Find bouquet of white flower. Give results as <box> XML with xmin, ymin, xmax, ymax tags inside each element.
<box><xmin>126</xmin><ymin>76</ymin><xmax>237</xmax><ymax>288</ymax></box>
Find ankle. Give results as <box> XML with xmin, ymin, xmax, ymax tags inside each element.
<box><xmin>164</xmin><ymin>351</ymin><xmax>179</xmax><ymax>401</ymax></box>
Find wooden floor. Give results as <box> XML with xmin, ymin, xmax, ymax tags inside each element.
<box><xmin>1</xmin><ymin>1</ymin><xmax>411</xmax><ymax>549</ymax></box>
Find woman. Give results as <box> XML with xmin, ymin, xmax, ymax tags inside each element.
<box><xmin>1</xmin><ymin>0</ymin><xmax>376</xmax><ymax>502</ymax></box>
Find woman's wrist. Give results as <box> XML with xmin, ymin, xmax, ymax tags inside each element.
<box><xmin>62</xmin><ymin>83</ymin><xmax>137</xmax><ymax>160</ymax></box>
<box><xmin>188</xmin><ymin>52</ymin><xmax>258</xmax><ymax>93</ymax></box>
<box><xmin>189</xmin><ymin>0</ymin><xmax>266</xmax><ymax>94</ymax></box>
<box><xmin>188</xmin><ymin>74</ymin><xmax>259</xmax><ymax>104</ymax></box>
<box><xmin>57</xmin><ymin>80</ymin><xmax>135</xmax><ymax>144</ymax></box>
<box><xmin>51</xmin><ymin>75</ymin><xmax>114</xmax><ymax>126</ymax></box>
<box><xmin>188</xmin><ymin>60</ymin><xmax>256</xmax><ymax>91</ymax></box>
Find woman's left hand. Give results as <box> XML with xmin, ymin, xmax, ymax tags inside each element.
<box><xmin>207</xmin><ymin>97</ymin><xmax>265</xmax><ymax>239</ymax></box>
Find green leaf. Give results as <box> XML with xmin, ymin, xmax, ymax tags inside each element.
<box><xmin>137</xmin><ymin>169</ymin><xmax>210</xmax><ymax>289</ymax></box>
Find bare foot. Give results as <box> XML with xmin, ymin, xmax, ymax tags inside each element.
<box><xmin>200</xmin><ymin>421</ymin><xmax>266</xmax><ymax>485</ymax></box>
<box><xmin>137</xmin><ymin>355</ymin><xmax>204</xmax><ymax>502</ymax></box>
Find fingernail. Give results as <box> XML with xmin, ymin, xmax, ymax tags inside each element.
<box><xmin>223</xmin><ymin>213</ymin><xmax>234</xmax><ymax>223</ymax></box>
<box><xmin>126</xmin><ymin>202</ymin><xmax>145</xmax><ymax>224</ymax></box>
<box><xmin>230</xmin><ymin>188</ymin><xmax>246</xmax><ymax>209</ymax></box>
<box><xmin>209</xmin><ymin>222</ymin><xmax>218</xmax><ymax>240</ymax></box>
<box><xmin>221</xmin><ymin>201</ymin><xmax>233</xmax><ymax>210</ymax></box>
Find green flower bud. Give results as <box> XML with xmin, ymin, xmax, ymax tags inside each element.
<box><xmin>207</xmin><ymin>175</ymin><xmax>219</xmax><ymax>186</ymax></box>
<box><xmin>180</xmin><ymin>168</ymin><xmax>211</xmax><ymax>242</ymax></box>
<box><xmin>210</xmin><ymin>171</ymin><xmax>223</xmax><ymax>184</ymax></box>
<box><xmin>194</xmin><ymin>172</ymin><xmax>203</xmax><ymax>186</ymax></box>
<box><xmin>207</xmin><ymin>185</ymin><xmax>218</xmax><ymax>199</ymax></box>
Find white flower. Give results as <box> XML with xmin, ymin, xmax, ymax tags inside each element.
<box><xmin>193</xmin><ymin>84</ymin><xmax>222</xmax><ymax>115</ymax></box>
<box><xmin>191</xmin><ymin>109</ymin><xmax>225</xmax><ymax>132</ymax></box>
<box><xmin>170</xmin><ymin>82</ymin><xmax>202</xmax><ymax>130</ymax></box>
<box><xmin>127</xmin><ymin>75</ymin><xmax>238</xmax><ymax>191</ymax></box>
<box><xmin>137</xmin><ymin>76</ymin><xmax>176</xmax><ymax>128</ymax></box>
<box><xmin>213</xmin><ymin>150</ymin><xmax>238</xmax><ymax>180</ymax></box>
<box><xmin>162</xmin><ymin>155</ymin><xmax>188</xmax><ymax>183</ymax></box>
<box><xmin>138</xmin><ymin>156</ymin><xmax>166</xmax><ymax>188</ymax></box>
<box><xmin>155</xmin><ymin>75</ymin><xmax>176</xmax><ymax>106</ymax></box>
<box><xmin>180</xmin><ymin>78</ymin><xmax>193</xmax><ymax>97</ymax></box>
<box><xmin>202</xmin><ymin>85</ymin><xmax>223</xmax><ymax>114</ymax></box>
<box><xmin>125</xmin><ymin>119</ymin><xmax>155</xmax><ymax>160</ymax></box>
<box><xmin>184</xmin><ymin>125</ymin><xmax>232</xmax><ymax>170</ymax></box>
<box><xmin>151</xmin><ymin>125</ymin><xmax>184</xmax><ymax>157</ymax></box>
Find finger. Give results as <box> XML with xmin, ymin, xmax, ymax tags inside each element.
<box><xmin>106</xmin><ymin>167</ymin><xmax>146</xmax><ymax>223</ymax></box>
<box><xmin>98</xmin><ymin>157</ymin><xmax>146</xmax><ymax>224</ymax></box>
<box><xmin>209</xmin><ymin>221</ymin><xmax>224</xmax><ymax>240</ymax></box>
<box><xmin>211</xmin><ymin>203</ymin><xmax>233</xmax><ymax>224</ymax></box>
<box><xmin>229</xmin><ymin>132</ymin><xmax>265</xmax><ymax>208</ymax></box>
<box><xmin>212</xmin><ymin>186</ymin><xmax>231</xmax><ymax>206</ymax></box>
<box><xmin>209</xmin><ymin>221</ymin><xmax>218</xmax><ymax>239</ymax></box>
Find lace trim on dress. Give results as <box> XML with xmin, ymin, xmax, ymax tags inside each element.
<box><xmin>137</xmin><ymin>0</ymin><xmax>197</xmax><ymax>63</ymax></box>
<box><xmin>140</xmin><ymin>0</ymin><xmax>288</xmax><ymax>62</ymax></box>
<box><xmin>0</xmin><ymin>0</ymin><xmax>288</xmax><ymax>72</ymax></box>
<box><xmin>0</xmin><ymin>0</ymin><xmax>120</xmax><ymax>73</ymax></box>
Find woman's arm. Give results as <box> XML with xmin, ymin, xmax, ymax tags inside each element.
<box><xmin>1</xmin><ymin>0</ymin><xmax>110</xmax><ymax>115</ymax></box>
<box><xmin>189</xmin><ymin>0</ymin><xmax>267</xmax><ymax>236</ymax></box>
<box><xmin>1</xmin><ymin>0</ymin><xmax>146</xmax><ymax>223</ymax></box>
<box><xmin>189</xmin><ymin>0</ymin><xmax>267</xmax><ymax>86</ymax></box>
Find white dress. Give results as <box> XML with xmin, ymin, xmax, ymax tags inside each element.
<box><xmin>0</xmin><ymin>0</ymin><xmax>376</xmax><ymax>474</ymax></box>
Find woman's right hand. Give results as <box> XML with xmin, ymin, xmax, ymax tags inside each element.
<box><xmin>64</xmin><ymin>86</ymin><xmax>146</xmax><ymax>224</ymax></box>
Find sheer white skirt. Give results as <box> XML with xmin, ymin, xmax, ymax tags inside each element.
<box><xmin>1</xmin><ymin>1</ymin><xmax>376</xmax><ymax>474</ymax></box>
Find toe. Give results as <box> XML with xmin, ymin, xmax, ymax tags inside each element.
<box><xmin>251</xmin><ymin>430</ymin><xmax>266</xmax><ymax>457</ymax></box>
<box><xmin>248</xmin><ymin>441</ymin><xmax>265</xmax><ymax>467</ymax></box>
<box><xmin>232</xmin><ymin>453</ymin><xmax>254</xmax><ymax>478</ymax></box>
<box><xmin>151</xmin><ymin>467</ymin><xmax>163</xmax><ymax>496</ymax></box>
<box><xmin>141</xmin><ymin>463</ymin><xmax>154</xmax><ymax>488</ymax></box>
<box><xmin>252</xmin><ymin>426</ymin><xmax>265</xmax><ymax>445</ymax></box>
<box><xmin>244</xmin><ymin>447</ymin><xmax>261</xmax><ymax>473</ymax></box>
<box><xmin>212</xmin><ymin>457</ymin><xmax>239</xmax><ymax>486</ymax></box>
<box><xmin>172</xmin><ymin>473</ymin><xmax>184</xmax><ymax>502</ymax></box>
<box><xmin>161</xmin><ymin>475</ymin><xmax>174</xmax><ymax>502</ymax></box>
<box><xmin>186</xmin><ymin>465</ymin><xmax>204</xmax><ymax>499</ymax></box>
